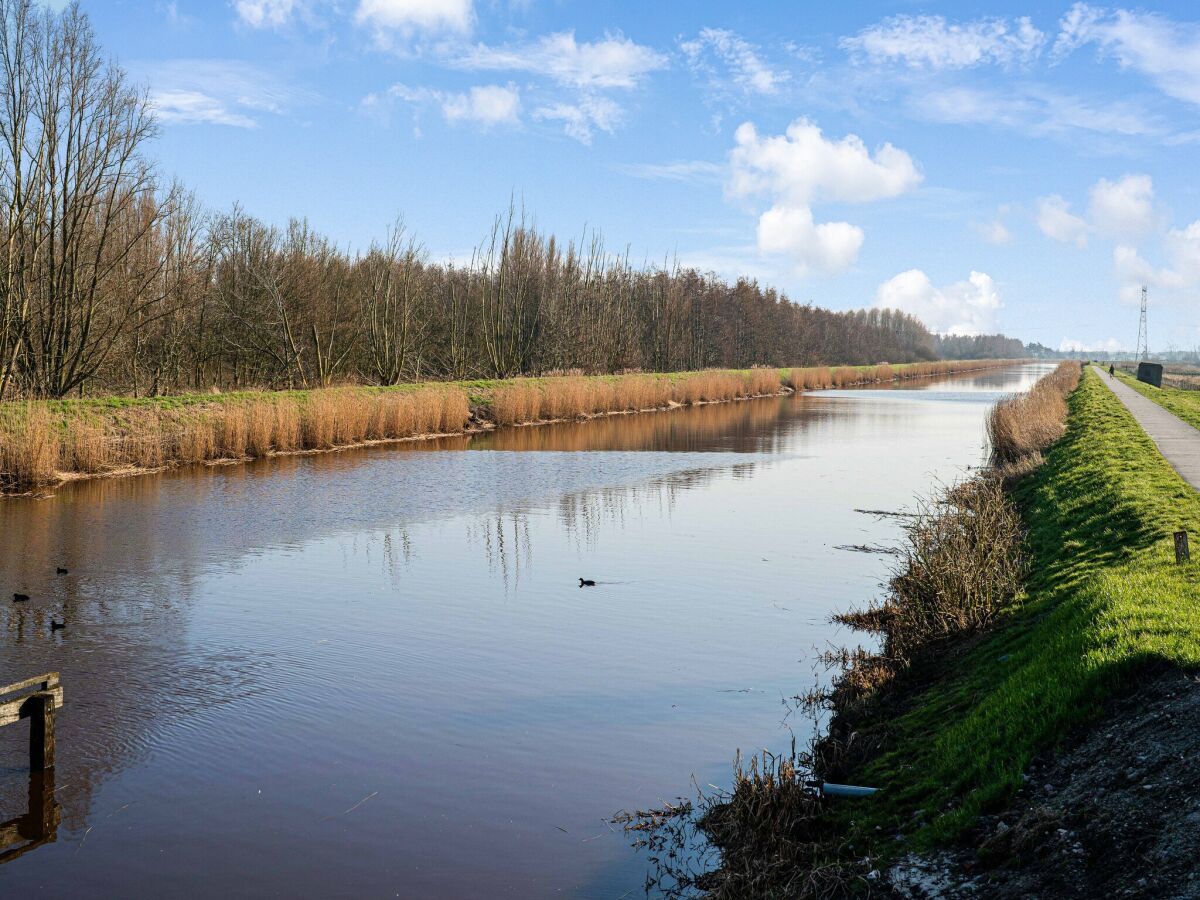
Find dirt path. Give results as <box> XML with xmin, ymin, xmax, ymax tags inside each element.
<box><xmin>1092</xmin><ymin>366</ymin><xmax>1200</xmax><ymax>492</ymax></box>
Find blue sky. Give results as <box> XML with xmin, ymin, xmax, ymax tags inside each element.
<box><xmin>72</xmin><ymin>1</ymin><xmax>1200</xmax><ymax>351</ymax></box>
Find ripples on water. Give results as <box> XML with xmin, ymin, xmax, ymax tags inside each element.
<box><xmin>0</xmin><ymin>364</ymin><xmax>1054</xmax><ymax>898</ymax></box>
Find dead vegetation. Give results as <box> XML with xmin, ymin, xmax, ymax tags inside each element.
<box><xmin>988</xmin><ymin>361</ymin><xmax>1081</xmax><ymax>474</ymax></box>
<box><xmin>0</xmin><ymin>387</ymin><xmax>471</xmax><ymax>492</ymax></box>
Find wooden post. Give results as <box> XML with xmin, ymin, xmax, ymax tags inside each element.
<box><xmin>1176</xmin><ymin>530</ymin><xmax>1191</xmax><ymax>565</ymax></box>
<box><xmin>27</xmin><ymin>692</ymin><xmax>55</xmax><ymax>772</ymax></box>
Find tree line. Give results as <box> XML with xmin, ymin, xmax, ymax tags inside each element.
<box><xmin>0</xmin><ymin>1</ymin><xmax>1021</xmax><ymax>400</ymax></box>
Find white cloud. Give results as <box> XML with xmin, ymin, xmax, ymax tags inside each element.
<box><xmin>614</xmin><ymin>160</ymin><xmax>723</xmax><ymax>184</ymax></box>
<box><xmin>842</xmin><ymin>14</ymin><xmax>1045</xmax><ymax>69</ymax></box>
<box><xmin>875</xmin><ymin>269</ymin><xmax>1002</xmax><ymax>335</ymax></box>
<box><xmin>142</xmin><ymin>59</ymin><xmax>308</xmax><ymax>128</ymax></box>
<box><xmin>454</xmin><ymin>31</ymin><xmax>666</xmax><ymax>89</ymax></box>
<box><xmin>532</xmin><ymin>95</ymin><xmax>621</xmax><ymax>144</ymax></box>
<box><xmin>377</xmin><ymin>82</ymin><xmax>520</xmax><ymax>129</ymax></box>
<box><xmin>727</xmin><ymin>119</ymin><xmax>921</xmax><ymax>275</ymax></box>
<box><xmin>1088</xmin><ymin>174</ymin><xmax>1155</xmax><ymax>237</ymax></box>
<box><xmin>977</xmin><ymin>219</ymin><xmax>1013</xmax><ymax>245</ymax></box>
<box><xmin>1054</xmin><ymin>4</ymin><xmax>1200</xmax><ymax>106</ymax></box>
<box><xmin>1036</xmin><ymin>195</ymin><xmax>1089</xmax><ymax>247</ymax></box>
<box><xmin>151</xmin><ymin>89</ymin><xmax>257</xmax><ymax>128</ymax></box>
<box><xmin>681</xmin><ymin>28</ymin><xmax>790</xmax><ymax>96</ymax></box>
<box><xmin>728</xmin><ymin>119</ymin><xmax>921</xmax><ymax>207</ymax></box>
<box><xmin>233</xmin><ymin>0</ymin><xmax>298</xmax><ymax>28</ymax></box>
<box><xmin>1113</xmin><ymin>244</ymin><xmax>1181</xmax><ymax>294</ymax></box>
<box><xmin>356</xmin><ymin>0</ymin><xmax>473</xmax><ymax>36</ymax></box>
<box><xmin>756</xmin><ymin>206</ymin><xmax>864</xmax><ymax>276</ymax></box>
<box><xmin>912</xmin><ymin>85</ymin><xmax>1160</xmax><ymax>138</ymax></box>
<box><xmin>446</xmin><ymin>31</ymin><xmax>664</xmax><ymax>143</ymax></box>
<box><xmin>1059</xmin><ymin>336</ymin><xmax>1125</xmax><ymax>352</ymax></box>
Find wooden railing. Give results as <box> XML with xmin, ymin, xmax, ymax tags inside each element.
<box><xmin>0</xmin><ymin>672</ymin><xmax>63</xmax><ymax>771</ymax></box>
<box><xmin>0</xmin><ymin>673</ymin><xmax>63</xmax><ymax>864</ymax></box>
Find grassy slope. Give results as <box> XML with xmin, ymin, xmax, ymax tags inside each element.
<box><xmin>853</xmin><ymin>369</ymin><xmax>1200</xmax><ymax>845</ymax></box>
<box><xmin>1112</xmin><ymin>369</ymin><xmax>1200</xmax><ymax>431</ymax></box>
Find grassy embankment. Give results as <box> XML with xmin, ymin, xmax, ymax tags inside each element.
<box><xmin>0</xmin><ymin>359</ymin><xmax>1015</xmax><ymax>493</ymax></box>
<box><xmin>662</xmin><ymin>364</ymin><xmax>1200</xmax><ymax>896</ymax></box>
<box><xmin>845</xmin><ymin>368</ymin><xmax>1200</xmax><ymax>845</ymax></box>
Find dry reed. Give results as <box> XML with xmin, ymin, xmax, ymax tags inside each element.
<box><xmin>988</xmin><ymin>361</ymin><xmax>1082</xmax><ymax>469</ymax></box>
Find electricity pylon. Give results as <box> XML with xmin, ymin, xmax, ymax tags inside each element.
<box><xmin>1136</xmin><ymin>285</ymin><xmax>1149</xmax><ymax>361</ymax></box>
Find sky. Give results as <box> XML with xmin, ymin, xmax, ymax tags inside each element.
<box><xmin>66</xmin><ymin>0</ymin><xmax>1200</xmax><ymax>352</ymax></box>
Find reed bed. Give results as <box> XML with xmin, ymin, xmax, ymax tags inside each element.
<box><xmin>786</xmin><ymin>358</ymin><xmax>1018</xmax><ymax>392</ymax></box>
<box><xmin>488</xmin><ymin>369</ymin><xmax>784</xmax><ymax>426</ymax></box>
<box><xmin>1</xmin><ymin>360</ymin><xmax>1025</xmax><ymax>491</ymax></box>
<box><xmin>0</xmin><ymin>386</ymin><xmax>472</xmax><ymax>491</ymax></box>
<box><xmin>988</xmin><ymin>361</ymin><xmax>1082</xmax><ymax>472</ymax></box>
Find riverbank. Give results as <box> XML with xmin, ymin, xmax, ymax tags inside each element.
<box><xmin>0</xmin><ymin>360</ymin><xmax>1018</xmax><ymax>494</ymax></box>
<box><xmin>629</xmin><ymin>364</ymin><xmax>1200</xmax><ymax>896</ymax></box>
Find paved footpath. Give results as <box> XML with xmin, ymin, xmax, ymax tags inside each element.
<box><xmin>1092</xmin><ymin>366</ymin><xmax>1200</xmax><ymax>492</ymax></box>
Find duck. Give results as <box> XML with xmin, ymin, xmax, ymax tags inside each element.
<box><xmin>56</xmin><ymin>567</ymin><xmax>68</xmax><ymax>575</ymax></box>
<box><xmin>50</xmin><ymin>620</ymin><xmax>65</xmax><ymax>631</ymax></box>
<box><xmin>12</xmin><ymin>593</ymin><xmax>29</xmax><ymax>602</ymax></box>
<box><xmin>578</xmin><ymin>578</ymin><xmax>596</xmax><ymax>587</ymax></box>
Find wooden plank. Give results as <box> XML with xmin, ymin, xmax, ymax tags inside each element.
<box><xmin>0</xmin><ymin>685</ymin><xmax>63</xmax><ymax>728</ymax></box>
<box><xmin>0</xmin><ymin>672</ymin><xmax>59</xmax><ymax>698</ymax></box>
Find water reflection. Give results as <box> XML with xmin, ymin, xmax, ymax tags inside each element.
<box><xmin>0</xmin><ymin>770</ymin><xmax>59</xmax><ymax>866</ymax></box>
<box><xmin>0</xmin><ymin>363</ymin><xmax>1053</xmax><ymax>898</ymax></box>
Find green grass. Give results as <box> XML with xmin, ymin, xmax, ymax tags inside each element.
<box><xmin>1112</xmin><ymin>368</ymin><xmax>1200</xmax><ymax>431</ymax></box>
<box><xmin>851</xmin><ymin>368</ymin><xmax>1200</xmax><ymax>845</ymax></box>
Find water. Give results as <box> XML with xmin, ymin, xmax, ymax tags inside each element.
<box><xmin>0</xmin><ymin>364</ymin><xmax>1052</xmax><ymax>898</ymax></box>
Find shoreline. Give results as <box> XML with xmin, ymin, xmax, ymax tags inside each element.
<box><xmin>1</xmin><ymin>360</ymin><xmax>1024</xmax><ymax>496</ymax></box>
<box><xmin>627</xmin><ymin>362</ymin><xmax>1200</xmax><ymax>897</ymax></box>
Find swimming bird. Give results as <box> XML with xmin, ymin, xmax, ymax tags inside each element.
<box><xmin>13</xmin><ymin>593</ymin><xmax>29</xmax><ymax>602</ymax></box>
<box><xmin>50</xmin><ymin>620</ymin><xmax>65</xmax><ymax>631</ymax></box>
<box><xmin>56</xmin><ymin>567</ymin><xmax>68</xmax><ymax>575</ymax></box>
<box><xmin>578</xmin><ymin>578</ymin><xmax>596</xmax><ymax>587</ymax></box>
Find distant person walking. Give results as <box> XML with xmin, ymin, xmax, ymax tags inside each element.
<box><xmin>1109</xmin><ymin>364</ymin><xmax>1115</xmax><ymax>378</ymax></box>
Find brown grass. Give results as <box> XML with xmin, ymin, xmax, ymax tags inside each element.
<box><xmin>988</xmin><ymin>361</ymin><xmax>1082</xmax><ymax>470</ymax></box>
<box><xmin>0</xmin><ymin>404</ymin><xmax>58</xmax><ymax>489</ymax></box>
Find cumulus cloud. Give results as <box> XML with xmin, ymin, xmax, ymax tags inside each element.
<box><xmin>842</xmin><ymin>14</ymin><xmax>1045</xmax><ymax>69</ymax></box>
<box><xmin>1054</xmin><ymin>4</ymin><xmax>1200</xmax><ymax>106</ymax></box>
<box><xmin>1036</xmin><ymin>195</ymin><xmax>1089</xmax><ymax>247</ymax></box>
<box><xmin>875</xmin><ymin>269</ymin><xmax>1002</xmax><ymax>335</ymax></box>
<box><xmin>681</xmin><ymin>28</ymin><xmax>790</xmax><ymax>97</ymax></box>
<box><xmin>729</xmin><ymin>120</ymin><xmax>921</xmax><ymax>207</ymax></box>
<box><xmin>372</xmin><ymin>82</ymin><xmax>520</xmax><ymax>129</ymax></box>
<box><xmin>1088</xmin><ymin>174</ymin><xmax>1155</xmax><ymax>237</ymax></box>
<box><xmin>727</xmin><ymin>119</ymin><xmax>921</xmax><ymax>274</ymax></box>
<box><xmin>756</xmin><ymin>206</ymin><xmax>864</xmax><ymax>276</ymax></box>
